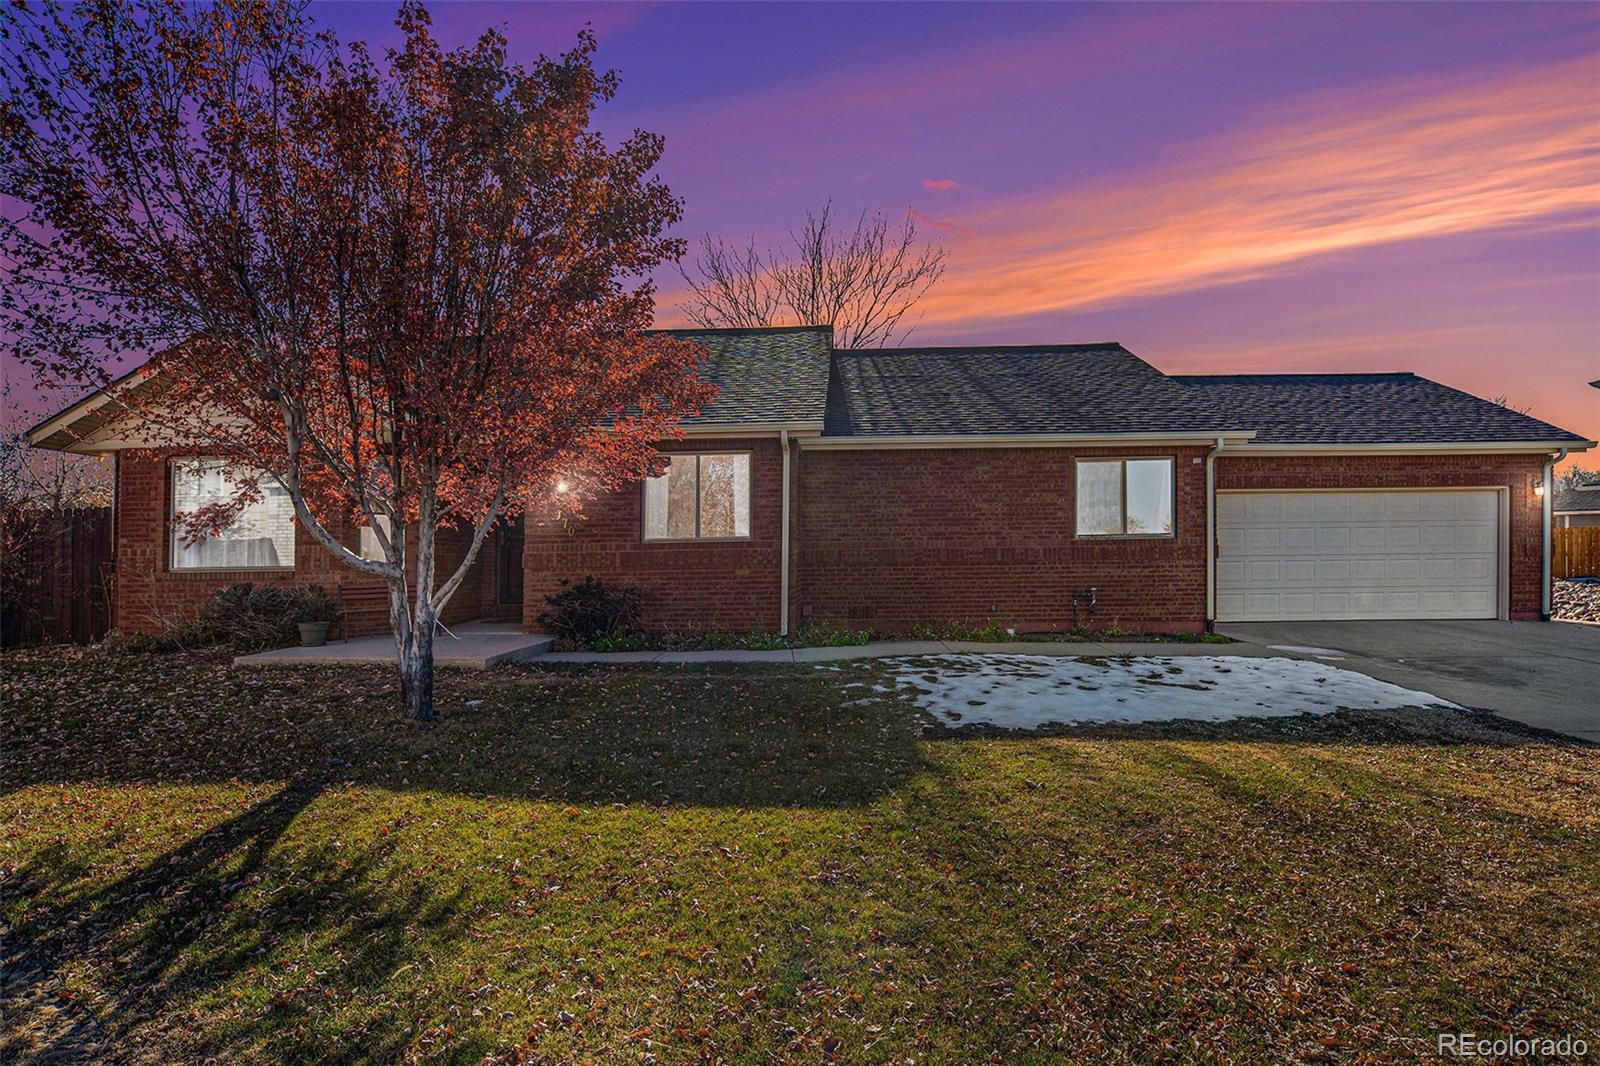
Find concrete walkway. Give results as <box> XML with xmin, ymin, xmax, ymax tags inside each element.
<box><xmin>1217</xmin><ymin>620</ymin><xmax>1600</xmax><ymax>741</ymax></box>
<box><xmin>234</xmin><ymin>622</ymin><xmax>553</xmax><ymax>671</ymax></box>
<box><xmin>539</xmin><ymin>638</ymin><xmax>1282</xmax><ymax>664</ymax></box>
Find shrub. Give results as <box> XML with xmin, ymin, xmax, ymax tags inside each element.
<box><xmin>908</xmin><ymin>619</ymin><xmax>1022</xmax><ymax>642</ymax></box>
<box><xmin>101</xmin><ymin>624</ymin><xmax>214</xmax><ymax>655</ymax></box>
<box><xmin>199</xmin><ymin>583</ymin><xmax>339</xmax><ymax>651</ymax></box>
<box><xmin>798</xmin><ymin>623</ymin><xmax>872</xmax><ymax>647</ymax></box>
<box><xmin>589</xmin><ymin>631</ymin><xmax>653</xmax><ymax>653</ymax></box>
<box><xmin>538</xmin><ymin>576</ymin><xmax>642</xmax><ymax>645</ymax></box>
<box><xmin>735</xmin><ymin>632</ymin><xmax>790</xmax><ymax>651</ymax></box>
<box><xmin>107</xmin><ymin>583</ymin><xmax>340</xmax><ymax>654</ymax></box>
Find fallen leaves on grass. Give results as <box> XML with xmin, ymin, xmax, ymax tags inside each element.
<box><xmin>1</xmin><ymin>647</ymin><xmax>1597</xmax><ymax>1064</ymax></box>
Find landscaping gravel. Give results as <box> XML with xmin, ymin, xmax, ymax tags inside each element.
<box><xmin>1553</xmin><ymin>579</ymin><xmax>1600</xmax><ymax>624</ymax></box>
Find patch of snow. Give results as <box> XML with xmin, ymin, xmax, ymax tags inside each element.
<box><xmin>1266</xmin><ymin>644</ymin><xmax>1346</xmax><ymax>660</ymax></box>
<box><xmin>888</xmin><ymin>654</ymin><xmax>1458</xmax><ymax>731</ymax></box>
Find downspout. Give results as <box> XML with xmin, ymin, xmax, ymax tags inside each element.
<box><xmin>780</xmin><ymin>429</ymin><xmax>791</xmax><ymax>636</ymax></box>
<box><xmin>1205</xmin><ymin>437</ymin><xmax>1226</xmax><ymax>629</ymax></box>
<box><xmin>1542</xmin><ymin>447</ymin><xmax>1567</xmax><ymax>620</ymax></box>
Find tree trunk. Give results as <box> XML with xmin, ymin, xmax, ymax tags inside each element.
<box><xmin>401</xmin><ymin>616</ymin><xmax>435</xmax><ymax>722</ymax></box>
<box><xmin>385</xmin><ymin>575</ymin><xmax>436</xmax><ymax>723</ymax></box>
<box><xmin>404</xmin><ymin>493</ymin><xmax>440</xmax><ymax>722</ymax></box>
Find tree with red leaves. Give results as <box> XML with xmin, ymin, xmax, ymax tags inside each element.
<box><xmin>2</xmin><ymin>0</ymin><xmax>713</xmax><ymax>719</ymax></box>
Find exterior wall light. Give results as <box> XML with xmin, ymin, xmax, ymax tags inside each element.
<box><xmin>1533</xmin><ymin>478</ymin><xmax>1545</xmax><ymax>498</ymax></box>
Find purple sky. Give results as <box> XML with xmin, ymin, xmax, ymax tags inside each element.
<box><xmin>330</xmin><ymin>1</ymin><xmax>1600</xmax><ymax>459</ymax></box>
<box><xmin>16</xmin><ymin>2</ymin><xmax>1600</xmax><ymax>460</ymax></box>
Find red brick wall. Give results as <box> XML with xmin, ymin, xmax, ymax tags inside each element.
<box><xmin>522</xmin><ymin>437</ymin><xmax>786</xmax><ymax>633</ymax></box>
<box><xmin>1214</xmin><ymin>453</ymin><xmax>1547</xmax><ymax>619</ymax></box>
<box><xmin>113</xmin><ymin>452</ymin><xmax>505</xmax><ymax>636</ymax></box>
<box><xmin>795</xmin><ymin>446</ymin><xmax>1210</xmax><ymax>634</ymax></box>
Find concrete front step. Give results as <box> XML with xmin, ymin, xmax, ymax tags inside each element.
<box><xmin>234</xmin><ymin>623</ymin><xmax>553</xmax><ymax>671</ymax></box>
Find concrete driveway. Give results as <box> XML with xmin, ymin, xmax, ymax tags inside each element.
<box><xmin>1216</xmin><ymin>620</ymin><xmax>1600</xmax><ymax>741</ymax></box>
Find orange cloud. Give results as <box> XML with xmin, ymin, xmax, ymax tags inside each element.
<box><xmin>909</xmin><ymin>208</ymin><xmax>959</xmax><ymax>232</ymax></box>
<box><xmin>906</xmin><ymin>56</ymin><xmax>1600</xmax><ymax>328</ymax></box>
<box><xmin>923</xmin><ymin>178</ymin><xmax>959</xmax><ymax>191</ymax></box>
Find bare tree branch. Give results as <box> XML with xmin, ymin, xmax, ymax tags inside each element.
<box><xmin>678</xmin><ymin>202</ymin><xmax>946</xmax><ymax>348</ymax></box>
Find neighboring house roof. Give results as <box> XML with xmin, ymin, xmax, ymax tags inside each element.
<box><xmin>1554</xmin><ymin>483</ymin><xmax>1600</xmax><ymax>514</ymax></box>
<box><xmin>662</xmin><ymin>326</ymin><xmax>832</xmax><ymax>428</ymax></box>
<box><xmin>823</xmin><ymin>344</ymin><xmax>1248</xmax><ymax>438</ymax></box>
<box><xmin>1173</xmin><ymin>372</ymin><xmax>1591</xmax><ymax>446</ymax></box>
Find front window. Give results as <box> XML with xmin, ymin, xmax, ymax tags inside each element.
<box><xmin>1075</xmin><ymin>458</ymin><xmax>1174</xmax><ymax>537</ymax></box>
<box><xmin>169</xmin><ymin>459</ymin><xmax>296</xmax><ymax>570</ymax></box>
<box><xmin>359</xmin><ymin>514</ymin><xmax>392</xmax><ymax>561</ymax></box>
<box><xmin>643</xmin><ymin>453</ymin><xmax>751</xmax><ymax>540</ymax></box>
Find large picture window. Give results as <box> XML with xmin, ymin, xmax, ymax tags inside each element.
<box><xmin>169</xmin><ymin>459</ymin><xmax>297</xmax><ymax>570</ymax></box>
<box><xmin>1075</xmin><ymin>458</ymin><xmax>1174</xmax><ymax>537</ymax></box>
<box><xmin>643</xmin><ymin>453</ymin><xmax>751</xmax><ymax>541</ymax></box>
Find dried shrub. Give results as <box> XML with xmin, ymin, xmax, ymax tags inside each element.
<box><xmin>538</xmin><ymin>576</ymin><xmax>642</xmax><ymax>646</ymax></box>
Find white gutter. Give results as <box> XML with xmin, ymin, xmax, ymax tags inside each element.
<box><xmin>680</xmin><ymin>421</ymin><xmax>824</xmax><ymax>439</ymax></box>
<box><xmin>1218</xmin><ymin>441</ymin><xmax>1595</xmax><ymax>457</ymax></box>
<box><xmin>780</xmin><ymin>429</ymin><xmax>791</xmax><ymax>636</ymax></box>
<box><xmin>1205</xmin><ymin>436</ymin><xmax>1226</xmax><ymax>626</ymax></box>
<box><xmin>1542</xmin><ymin>447</ymin><xmax>1568</xmax><ymax>619</ymax></box>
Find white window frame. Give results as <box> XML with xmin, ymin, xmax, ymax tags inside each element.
<box><xmin>167</xmin><ymin>458</ymin><xmax>297</xmax><ymax>571</ymax></box>
<box><xmin>1074</xmin><ymin>456</ymin><xmax>1177</xmax><ymax>539</ymax></box>
<box><xmin>641</xmin><ymin>451</ymin><xmax>754</xmax><ymax>543</ymax></box>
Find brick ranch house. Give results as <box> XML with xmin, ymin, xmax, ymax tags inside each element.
<box><xmin>27</xmin><ymin>326</ymin><xmax>1594</xmax><ymax>637</ymax></box>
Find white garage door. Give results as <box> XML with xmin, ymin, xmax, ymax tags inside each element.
<box><xmin>1216</xmin><ymin>490</ymin><xmax>1499</xmax><ymax>621</ymax></box>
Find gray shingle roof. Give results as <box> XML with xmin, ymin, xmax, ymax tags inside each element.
<box><xmin>1554</xmin><ymin>483</ymin><xmax>1600</xmax><ymax>513</ymax></box>
<box><xmin>661</xmin><ymin>326</ymin><xmax>832</xmax><ymax>426</ymax></box>
<box><xmin>823</xmin><ymin>344</ymin><xmax>1246</xmax><ymax>437</ymax></box>
<box><xmin>1173</xmin><ymin>373</ymin><xmax>1589</xmax><ymax>445</ymax></box>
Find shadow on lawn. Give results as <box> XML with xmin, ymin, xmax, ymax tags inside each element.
<box><xmin>3</xmin><ymin>778</ymin><xmax>489</xmax><ymax>1065</ymax></box>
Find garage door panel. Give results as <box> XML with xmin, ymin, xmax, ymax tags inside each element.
<box><xmin>1315</xmin><ymin>592</ymin><xmax>1351</xmax><ymax>615</ymax></box>
<box><xmin>1217</xmin><ymin>490</ymin><xmax>1499</xmax><ymax>621</ymax></box>
<box><xmin>1314</xmin><ymin>495</ymin><xmax>1350</xmax><ymax>520</ymax></box>
<box><xmin>1316</xmin><ymin>526</ymin><xmax>1352</xmax><ymax>550</ymax></box>
<box><xmin>1353</xmin><ymin>526</ymin><xmax>1386</xmax><ymax>550</ymax></box>
<box><xmin>1385</xmin><ymin>526</ymin><xmax>1421</xmax><ymax>551</ymax></box>
<box><xmin>1246</xmin><ymin>560</ymin><xmax>1281</xmax><ymax>583</ymax></box>
<box><xmin>1421</xmin><ymin>524</ymin><xmax>1458</xmax><ymax>550</ymax></box>
<box><xmin>1316</xmin><ymin>558</ymin><xmax>1352</xmax><ymax>582</ymax></box>
<box><xmin>1284</xmin><ymin>527</ymin><xmax>1318</xmax><ymax>550</ymax></box>
<box><xmin>1282</xmin><ymin>560</ymin><xmax>1316</xmax><ymax>584</ymax></box>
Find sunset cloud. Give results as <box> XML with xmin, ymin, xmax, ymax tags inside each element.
<box><xmin>909</xmin><ymin>208</ymin><xmax>964</xmax><ymax>233</ymax></box>
<box><xmin>908</xmin><ymin>56</ymin><xmax>1600</xmax><ymax>328</ymax></box>
<box><xmin>923</xmin><ymin>178</ymin><xmax>959</xmax><ymax>191</ymax></box>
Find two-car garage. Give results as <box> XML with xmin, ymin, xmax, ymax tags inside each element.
<box><xmin>1214</xmin><ymin>489</ymin><xmax>1503</xmax><ymax>622</ymax></box>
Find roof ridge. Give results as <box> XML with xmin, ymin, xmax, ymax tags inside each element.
<box><xmin>1175</xmin><ymin>372</ymin><xmax>1419</xmax><ymax>381</ymax></box>
<box><xmin>840</xmin><ymin>342</ymin><xmax>1125</xmax><ymax>355</ymax></box>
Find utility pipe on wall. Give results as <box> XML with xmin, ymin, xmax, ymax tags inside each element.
<box><xmin>1542</xmin><ymin>447</ymin><xmax>1567</xmax><ymax>619</ymax></box>
<box><xmin>1204</xmin><ymin>437</ymin><xmax>1226</xmax><ymax>627</ymax></box>
<box><xmin>780</xmin><ymin>429</ymin><xmax>790</xmax><ymax>636</ymax></box>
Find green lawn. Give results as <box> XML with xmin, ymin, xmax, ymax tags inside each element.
<box><xmin>2</xmin><ymin>648</ymin><xmax>1597</xmax><ymax>1063</ymax></box>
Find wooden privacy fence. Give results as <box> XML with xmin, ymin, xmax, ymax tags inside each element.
<box><xmin>1</xmin><ymin>506</ymin><xmax>113</xmax><ymax>647</ymax></box>
<box><xmin>1553</xmin><ymin>527</ymin><xmax>1600</xmax><ymax>579</ymax></box>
